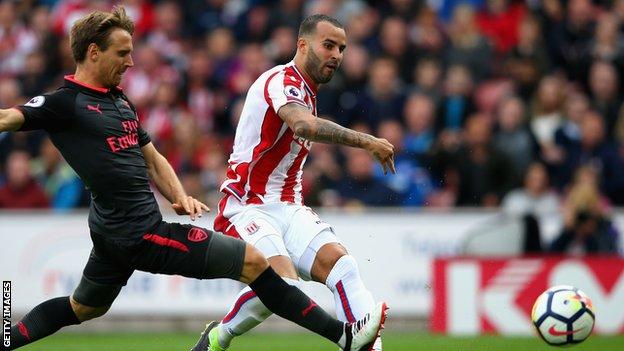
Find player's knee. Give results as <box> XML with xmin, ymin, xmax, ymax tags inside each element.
<box><xmin>70</xmin><ymin>297</ymin><xmax>110</xmax><ymax>322</ymax></box>
<box><xmin>312</xmin><ymin>243</ymin><xmax>349</xmax><ymax>280</ymax></box>
<box><xmin>240</xmin><ymin>244</ymin><xmax>270</xmax><ymax>283</ymax></box>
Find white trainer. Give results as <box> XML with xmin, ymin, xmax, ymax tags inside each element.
<box><xmin>345</xmin><ymin>302</ymin><xmax>388</xmax><ymax>351</ymax></box>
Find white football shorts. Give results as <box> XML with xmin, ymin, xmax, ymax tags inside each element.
<box><xmin>222</xmin><ymin>202</ymin><xmax>342</xmax><ymax>280</ymax></box>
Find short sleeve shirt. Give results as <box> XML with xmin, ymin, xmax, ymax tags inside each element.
<box><xmin>17</xmin><ymin>75</ymin><xmax>161</xmax><ymax>242</ymax></box>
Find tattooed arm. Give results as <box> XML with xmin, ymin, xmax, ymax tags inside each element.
<box><xmin>278</xmin><ymin>103</ymin><xmax>396</xmax><ymax>174</ymax></box>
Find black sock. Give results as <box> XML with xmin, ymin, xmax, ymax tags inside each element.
<box><xmin>249</xmin><ymin>267</ymin><xmax>345</xmax><ymax>344</ymax></box>
<box><xmin>8</xmin><ymin>296</ymin><xmax>81</xmax><ymax>350</ymax></box>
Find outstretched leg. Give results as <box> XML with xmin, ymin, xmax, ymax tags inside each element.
<box><xmin>211</xmin><ymin>256</ymin><xmax>300</xmax><ymax>349</ymax></box>
<box><xmin>8</xmin><ymin>274</ymin><xmax>120</xmax><ymax>350</ymax></box>
<box><xmin>8</xmin><ymin>296</ymin><xmax>82</xmax><ymax>350</ymax></box>
<box><xmin>313</xmin><ymin>245</ymin><xmax>375</xmax><ymax>323</ymax></box>
<box><xmin>8</xmin><ymin>235</ymin><xmax>130</xmax><ymax>351</ymax></box>
<box><xmin>185</xmin><ymin>231</ymin><xmax>386</xmax><ymax>351</ymax></box>
<box><xmin>236</xmin><ymin>245</ymin><xmax>348</xmax><ymax>346</ymax></box>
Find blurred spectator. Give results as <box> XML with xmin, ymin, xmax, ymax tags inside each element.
<box><xmin>502</xmin><ymin>161</ymin><xmax>560</xmax><ymax>218</ymax></box>
<box><xmin>377</xmin><ymin>0</ymin><xmax>420</xmax><ymax>21</ymax></box>
<box><xmin>0</xmin><ymin>150</ymin><xmax>49</xmax><ymax>208</ymax></box>
<box><xmin>268</xmin><ymin>0</ymin><xmax>303</xmax><ymax>31</ymax></box>
<box><xmin>27</xmin><ymin>6</ymin><xmax>62</xmax><ymax>83</ymax></box>
<box><xmin>321</xmin><ymin>44</ymin><xmax>369</xmax><ymax>122</ymax></box>
<box><xmin>446</xmin><ymin>3</ymin><xmax>493</xmax><ymax>81</ymax></box>
<box><xmin>147</xmin><ymin>1</ymin><xmax>186</xmax><ymax>70</ymax></box>
<box><xmin>183</xmin><ymin>48</ymin><xmax>216</xmax><ymax>133</ymax></box>
<box><xmin>403</xmin><ymin>92</ymin><xmax>436</xmax><ymax>161</ymax></box>
<box><xmin>530</xmin><ymin>75</ymin><xmax>565</xmax><ymax>164</ymax></box>
<box><xmin>303</xmin><ymin>142</ymin><xmax>342</xmax><ymax>208</ymax></box>
<box><xmin>556</xmin><ymin>110</ymin><xmax>624</xmax><ymax>204</ymax></box>
<box><xmin>206</xmin><ymin>27</ymin><xmax>237</xmax><ymax>88</ymax></box>
<box><xmin>502</xmin><ymin>162</ymin><xmax>560</xmax><ymax>253</ymax></box>
<box><xmin>162</xmin><ymin>112</ymin><xmax>201</xmax><ymax>174</ymax></box>
<box><xmin>452</xmin><ymin>113</ymin><xmax>514</xmax><ymax>206</ymax></box>
<box><xmin>554</xmin><ymin>92</ymin><xmax>589</xmax><ymax>150</ymax></box>
<box><xmin>409</xmin><ymin>57</ymin><xmax>442</xmax><ymax>105</ymax></box>
<box><xmin>374</xmin><ymin>119</ymin><xmax>434</xmax><ymax>206</ymax></box>
<box><xmin>550</xmin><ymin>165</ymin><xmax>619</xmax><ymax>254</ymax></box>
<box><xmin>492</xmin><ymin>95</ymin><xmax>537</xmax><ymax>185</ymax></box>
<box><xmin>476</xmin><ymin>0</ymin><xmax>526</xmax><ymax>55</ymax></box>
<box><xmin>587</xmin><ymin>61</ymin><xmax>622</xmax><ymax>137</ymax></box>
<box><xmin>614</xmin><ymin>0</ymin><xmax>624</xmax><ymax>31</ymax></box>
<box><xmin>505</xmin><ymin>15</ymin><xmax>550</xmax><ymax>101</ymax></box>
<box><xmin>143</xmin><ymin>81</ymin><xmax>186</xmax><ymax>143</ymax></box>
<box><xmin>31</xmin><ymin>138</ymin><xmax>84</xmax><ymax>211</ymax></box>
<box><xmin>122</xmin><ymin>43</ymin><xmax>179</xmax><ymax>112</ymax></box>
<box><xmin>19</xmin><ymin>51</ymin><xmax>53</xmax><ymax>97</ymax></box>
<box><xmin>0</xmin><ymin>0</ymin><xmax>37</xmax><ymax>76</ymax></box>
<box><xmin>409</xmin><ymin>6</ymin><xmax>446</xmax><ymax>58</ymax></box>
<box><xmin>437</xmin><ymin>64</ymin><xmax>476</xmax><ymax>134</ymax></box>
<box><xmin>120</xmin><ymin>0</ymin><xmax>155</xmax><ymax>39</ymax></box>
<box><xmin>350</xmin><ymin>57</ymin><xmax>404</xmax><ymax>129</ymax></box>
<box><xmin>266</xmin><ymin>26</ymin><xmax>297</xmax><ymax>65</ymax></box>
<box><xmin>225</xmin><ymin>42</ymin><xmax>271</xmax><ymax>120</ymax></box>
<box><xmin>51</xmin><ymin>0</ymin><xmax>101</xmax><ymax>36</ymax></box>
<box><xmin>584</xmin><ymin>13</ymin><xmax>624</xmax><ymax>79</ymax></box>
<box><xmin>0</xmin><ymin>77</ymin><xmax>22</xmax><ymax>107</ymax></box>
<box><xmin>550</xmin><ymin>0</ymin><xmax>596</xmax><ymax>81</ymax></box>
<box><xmin>198</xmin><ymin>145</ymin><xmax>228</xmax><ymax>206</ymax></box>
<box><xmin>336</xmin><ymin>148</ymin><xmax>401</xmax><ymax>207</ymax></box>
<box><xmin>377</xmin><ymin>16</ymin><xmax>414</xmax><ymax>79</ymax></box>
<box><xmin>343</xmin><ymin>5</ymin><xmax>378</xmax><ymax>46</ymax></box>
<box><xmin>0</xmin><ymin>78</ymin><xmax>45</xmax><ymax>164</ymax></box>
<box><xmin>433</xmin><ymin>0</ymin><xmax>485</xmax><ymax>23</ymax></box>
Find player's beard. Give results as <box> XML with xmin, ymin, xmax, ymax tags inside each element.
<box><xmin>304</xmin><ymin>47</ymin><xmax>336</xmax><ymax>84</ymax></box>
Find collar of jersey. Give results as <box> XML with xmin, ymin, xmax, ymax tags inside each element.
<box><xmin>290</xmin><ymin>62</ymin><xmax>317</xmax><ymax>97</ymax></box>
<box><xmin>64</xmin><ymin>75</ymin><xmax>123</xmax><ymax>95</ymax></box>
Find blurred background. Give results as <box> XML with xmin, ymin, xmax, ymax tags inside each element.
<box><xmin>1</xmin><ymin>0</ymin><xmax>624</xmax><ymax>350</ymax></box>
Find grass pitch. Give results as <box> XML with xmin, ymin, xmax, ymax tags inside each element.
<box><xmin>18</xmin><ymin>331</ymin><xmax>624</xmax><ymax>351</ymax></box>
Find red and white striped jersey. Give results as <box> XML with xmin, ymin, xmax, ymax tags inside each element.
<box><xmin>216</xmin><ymin>61</ymin><xmax>317</xmax><ymax>229</ymax></box>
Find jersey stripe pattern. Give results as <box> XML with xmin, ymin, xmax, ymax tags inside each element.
<box><xmin>215</xmin><ymin>62</ymin><xmax>316</xmax><ymax>234</ymax></box>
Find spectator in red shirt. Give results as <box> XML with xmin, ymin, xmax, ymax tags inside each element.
<box><xmin>0</xmin><ymin>149</ymin><xmax>49</xmax><ymax>208</ymax></box>
<box><xmin>477</xmin><ymin>0</ymin><xmax>526</xmax><ymax>54</ymax></box>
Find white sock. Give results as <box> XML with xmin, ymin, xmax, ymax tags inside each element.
<box><xmin>325</xmin><ymin>255</ymin><xmax>375</xmax><ymax>322</ymax></box>
<box><xmin>217</xmin><ymin>277</ymin><xmax>302</xmax><ymax>348</ymax></box>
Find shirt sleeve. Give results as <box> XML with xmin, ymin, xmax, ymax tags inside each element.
<box><xmin>266</xmin><ymin>72</ymin><xmax>308</xmax><ymax>113</ymax></box>
<box><xmin>17</xmin><ymin>90</ymin><xmax>73</xmax><ymax>131</ymax></box>
<box><xmin>137</xmin><ymin>125</ymin><xmax>151</xmax><ymax>147</ymax></box>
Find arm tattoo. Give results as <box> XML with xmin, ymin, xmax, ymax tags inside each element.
<box><xmin>295</xmin><ymin>118</ymin><xmax>374</xmax><ymax>147</ymax></box>
<box><xmin>282</xmin><ymin>103</ymin><xmax>374</xmax><ymax>147</ymax></box>
<box><xmin>314</xmin><ymin>119</ymin><xmax>373</xmax><ymax>147</ymax></box>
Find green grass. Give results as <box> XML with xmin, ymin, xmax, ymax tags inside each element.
<box><xmin>17</xmin><ymin>332</ymin><xmax>624</xmax><ymax>351</ymax></box>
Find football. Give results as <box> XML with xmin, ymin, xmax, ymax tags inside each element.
<box><xmin>531</xmin><ymin>285</ymin><xmax>595</xmax><ymax>346</ymax></box>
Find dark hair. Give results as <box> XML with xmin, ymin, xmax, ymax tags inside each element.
<box><xmin>70</xmin><ymin>6</ymin><xmax>135</xmax><ymax>63</ymax></box>
<box><xmin>298</xmin><ymin>14</ymin><xmax>344</xmax><ymax>38</ymax></box>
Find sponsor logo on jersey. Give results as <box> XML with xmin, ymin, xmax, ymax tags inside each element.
<box><xmin>24</xmin><ymin>96</ymin><xmax>45</xmax><ymax>107</ymax></box>
<box><xmin>87</xmin><ymin>103</ymin><xmax>102</xmax><ymax>114</ymax></box>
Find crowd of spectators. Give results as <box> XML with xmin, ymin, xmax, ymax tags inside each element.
<box><xmin>0</xmin><ymin>0</ymin><xmax>623</xmax><ymax>232</ymax></box>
